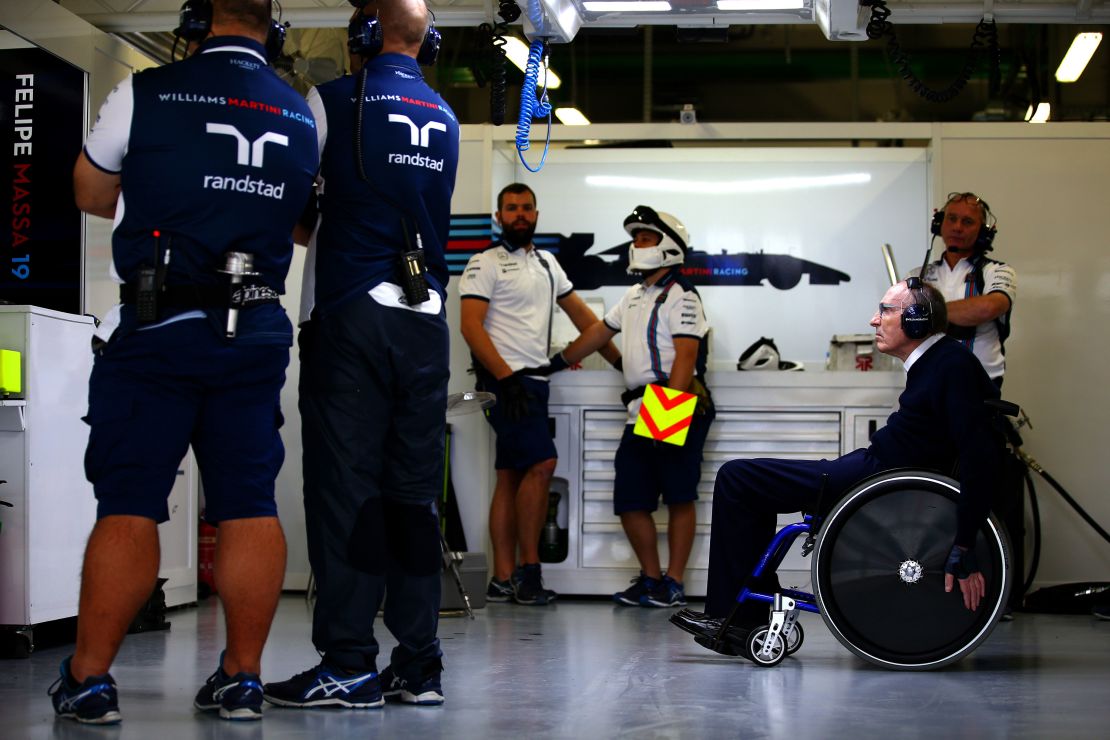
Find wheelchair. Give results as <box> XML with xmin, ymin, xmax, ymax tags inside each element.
<box><xmin>696</xmin><ymin>469</ymin><xmax>1012</xmax><ymax>670</ymax></box>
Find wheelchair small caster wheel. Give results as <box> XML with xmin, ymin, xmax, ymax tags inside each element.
<box><xmin>785</xmin><ymin>622</ymin><xmax>804</xmax><ymax>655</ymax></box>
<box><xmin>746</xmin><ymin>626</ymin><xmax>786</xmax><ymax>667</ymax></box>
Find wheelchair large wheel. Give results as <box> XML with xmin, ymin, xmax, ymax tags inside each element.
<box><xmin>812</xmin><ymin>470</ymin><xmax>1010</xmax><ymax>671</ymax></box>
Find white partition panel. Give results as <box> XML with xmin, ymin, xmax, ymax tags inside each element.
<box><xmin>496</xmin><ymin>146</ymin><xmax>929</xmax><ymax>368</ymax></box>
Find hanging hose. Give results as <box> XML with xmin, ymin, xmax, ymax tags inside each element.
<box><xmin>488</xmin><ymin>25</ymin><xmax>509</xmax><ymax>125</ymax></box>
<box><xmin>474</xmin><ymin>23</ymin><xmax>507</xmax><ymax>125</ymax></box>
<box><xmin>1019</xmin><ymin>449</ymin><xmax>1110</xmax><ymax>545</ymax></box>
<box><xmin>863</xmin><ymin>0</ymin><xmax>1000</xmax><ymax>103</ymax></box>
<box><xmin>515</xmin><ymin>37</ymin><xmax>553</xmax><ymax>173</ymax></box>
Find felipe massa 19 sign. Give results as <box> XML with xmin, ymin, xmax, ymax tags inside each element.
<box><xmin>1</xmin><ymin>45</ymin><xmax>84</xmax><ymax>313</ymax></box>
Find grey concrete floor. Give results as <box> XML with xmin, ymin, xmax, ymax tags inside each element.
<box><xmin>3</xmin><ymin>595</ymin><xmax>1108</xmax><ymax>739</ymax></box>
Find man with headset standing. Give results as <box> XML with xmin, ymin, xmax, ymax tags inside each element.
<box><xmin>264</xmin><ymin>0</ymin><xmax>458</xmax><ymax>709</ymax></box>
<box><xmin>460</xmin><ymin>183</ymin><xmax>618</xmax><ymax>606</ymax></box>
<box><xmin>914</xmin><ymin>192</ymin><xmax>1016</xmax><ymax>386</ymax></box>
<box><xmin>671</xmin><ymin>280</ymin><xmax>1006</xmax><ymax>652</ymax></box>
<box><xmin>51</xmin><ymin>0</ymin><xmax>317</xmax><ymax>723</ymax></box>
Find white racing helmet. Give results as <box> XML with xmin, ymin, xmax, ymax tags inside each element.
<box><xmin>624</xmin><ymin>205</ymin><xmax>689</xmax><ymax>273</ymax></box>
<box><xmin>738</xmin><ymin>337</ymin><xmax>804</xmax><ymax>371</ymax></box>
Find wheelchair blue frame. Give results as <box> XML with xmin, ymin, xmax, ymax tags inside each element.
<box><xmin>735</xmin><ymin>517</ymin><xmax>821</xmax><ymax>615</ymax></box>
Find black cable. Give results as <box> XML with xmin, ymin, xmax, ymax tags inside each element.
<box><xmin>1023</xmin><ymin>467</ymin><xmax>1041</xmax><ymax>595</ymax></box>
<box><xmin>354</xmin><ymin>65</ymin><xmax>369</xmax><ymax>182</ymax></box>
<box><xmin>863</xmin><ymin>0</ymin><xmax>1000</xmax><ymax>104</ymax></box>
<box><xmin>1036</xmin><ymin>466</ymin><xmax>1110</xmax><ymax>544</ymax></box>
<box><xmin>489</xmin><ymin>23</ymin><xmax>508</xmax><ymax>126</ymax></box>
<box><xmin>476</xmin><ymin>23</ymin><xmax>509</xmax><ymax>126</ymax></box>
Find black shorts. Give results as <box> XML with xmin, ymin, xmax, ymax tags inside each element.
<box><xmin>612</xmin><ymin>406</ymin><xmax>715</xmax><ymax>515</ymax></box>
<box><xmin>475</xmin><ymin>367</ymin><xmax>557</xmax><ymax>471</ymax></box>
<box><xmin>85</xmin><ymin>319</ymin><xmax>288</xmax><ymax>523</ymax></box>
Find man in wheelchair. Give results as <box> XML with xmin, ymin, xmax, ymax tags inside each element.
<box><xmin>673</xmin><ymin>278</ymin><xmax>1007</xmax><ymax>657</ymax></box>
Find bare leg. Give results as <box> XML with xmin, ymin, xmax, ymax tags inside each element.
<box><xmin>516</xmin><ymin>458</ymin><xmax>556</xmax><ymax>565</ymax></box>
<box><xmin>215</xmin><ymin>516</ymin><xmax>287</xmax><ymax>675</ymax></box>
<box><xmin>70</xmin><ymin>515</ymin><xmax>160</xmax><ymax>681</ymax></box>
<box><xmin>489</xmin><ymin>469</ymin><xmax>524</xmax><ymax>581</ymax></box>
<box><xmin>620</xmin><ymin>510</ymin><xmax>662</xmax><ymax>580</ymax></box>
<box><xmin>664</xmin><ymin>502</ymin><xmax>696</xmax><ymax>583</ymax></box>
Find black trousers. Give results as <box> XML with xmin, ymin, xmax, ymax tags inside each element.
<box><xmin>706</xmin><ymin>449</ymin><xmax>885</xmax><ymax>617</ymax></box>
<box><xmin>299</xmin><ymin>293</ymin><xmax>449</xmax><ymax>673</ymax></box>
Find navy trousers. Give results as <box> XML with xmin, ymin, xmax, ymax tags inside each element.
<box><xmin>300</xmin><ymin>293</ymin><xmax>449</xmax><ymax>673</ymax></box>
<box><xmin>705</xmin><ymin>449</ymin><xmax>885</xmax><ymax>617</ymax></box>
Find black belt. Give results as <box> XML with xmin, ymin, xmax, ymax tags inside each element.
<box><xmin>119</xmin><ymin>283</ymin><xmax>280</xmax><ymax>310</ymax></box>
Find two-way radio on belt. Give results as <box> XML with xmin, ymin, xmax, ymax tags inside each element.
<box><xmin>353</xmin><ymin>65</ymin><xmax>431</xmax><ymax>306</ymax></box>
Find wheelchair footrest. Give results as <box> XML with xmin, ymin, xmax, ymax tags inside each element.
<box><xmin>694</xmin><ymin>626</ymin><xmax>754</xmax><ymax>658</ymax></box>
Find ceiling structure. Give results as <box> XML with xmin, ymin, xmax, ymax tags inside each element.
<box><xmin>55</xmin><ymin>1</ymin><xmax>1110</xmax><ymax>124</ymax></box>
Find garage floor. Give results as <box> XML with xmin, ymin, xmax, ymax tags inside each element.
<box><xmin>3</xmin><ymin>595</ymin><xmax>1108</xmax><ymax>738</ymax></box>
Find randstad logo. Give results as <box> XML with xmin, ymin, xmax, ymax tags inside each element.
<box><xmin>387</xmin><ymin>152</ymin><xmax>443</xmax><ymax>171</ymax></box>
<box><xmin>203</xmin><ymin>173</ymin><xmax>285</xmax><ymax>199</ymax></box>
<box><xmin>202</xmin><ymin>123</ymin><xmax>288</xmax><ymax>199</ymax></box>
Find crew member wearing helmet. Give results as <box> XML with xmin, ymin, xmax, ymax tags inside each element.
<box><xmin>910</xmin><ymin>192</ymin><xmax>1016</xmax><ymax>385</ymax></box>
<box><xmin>547</xmin><ymin>206</ymin><xmax>714</xmax><ymax>608</ymax></box>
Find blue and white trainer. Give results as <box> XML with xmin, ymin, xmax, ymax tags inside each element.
<box><xmin>642</xmin><ymin>574</ymin><xmax>687</xmax><ymax>608</ymax></box>
<box><xmin>380</xmin><ymin>659</ymin><xmax>444</xmax><ymax>706</ymax></box>
<box><xmin>614</xmin><ymin>572</ymin><xmax>654</xmax><ymax>606</ymax></box>
<box><xmin>194</xmin><ymin>655</ymin><xmax>264</xmax><ymax>721</ymax></box>
<box><xmin>263</xmin><ymin>662</ymin><xmax>384</xmax><ymax>709</ymax></box>
<box><xmin>48</xmin><ymin>657</ymin><xmax>122</xmax><ymax>725</ymax></box>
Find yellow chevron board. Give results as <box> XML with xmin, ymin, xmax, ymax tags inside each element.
<box><xmin>633</xmin><ymin>383</ymin><xmax>697</xmax><ymax>447</ymax></box>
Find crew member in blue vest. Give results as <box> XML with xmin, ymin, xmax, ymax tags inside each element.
<box><xmin>671</xmin><ymin>280</ymin><xmax>1006</xmax><ymax>651</ymax></box>
<box><xmin>263</xmin><ymin>0</ymin><xmax>458</xmax><ymax>710</ymax></box>
<box><xmin>51</xmin><ymin>0</ymin><xmax>318</xmax><ymax>724</ymax></box>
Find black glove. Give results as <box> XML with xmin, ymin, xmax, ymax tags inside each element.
<box><xmin>497</xmin><ymin>373</ymin><xmax>532</xmax><ymax>422</ymax></box>
<box><xmin>518</xmin><ymin>352</ymin><xmax>570</xmax><ymax>378</ymax></box>
<box><xmin>944</xmin><ymin>544</ymin><xmax>980</xmax><ymax>579</ymax></box>
<box><xmin>547</xmin><ymin>352</ymin><xmax>570</xmax><ymax>374</ymax></box>
<box><xmin>611</xmin><ymin>356</ymin><xmax>623</xmax><ymax>372</ymax></box>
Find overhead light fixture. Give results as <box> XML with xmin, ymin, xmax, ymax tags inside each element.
<box><xmin>585</xmin><ymin>172</ymin><xmax>872</xmax><ymax>194</ymax></box>
<box><xmin>1055</xmin><ymin>32</ymin><xmax>1102</xmax><ymax>83</ymax></box>
<box><xmin>716</xmin><ymin>0</ymin><xmax>804</xmax><ymax>9</ymax></box>
<box><xmin>1024</xmin><ymin>102</ymin><xmax>1051</xmax><ymax>123</ymax></box>
<box><xmin>555</xmin><ymin>107</ymin><xmax>591</xmax><ymax>125</ymax></box>
<box><xmin>502</xmin><ymin>36</ymin><xmax>562</xmax><ymax>89</ymax></box>
<box><xmin>582</xmin><ymin>2</ymin><xmax>673</xmax><ymax>11</ymax></box>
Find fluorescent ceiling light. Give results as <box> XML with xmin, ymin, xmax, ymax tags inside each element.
<box><xmin>502</xmin><ymin>36</ymin><xmax>562</xmax><ymax>89</ymax></box>
<box><xmin>583</xmin><ymin>2</ymin><xmax>673</xmax><ymax>11</ymax></box>
<box><xmin>555</xmin><ymin>107</ymin><xmax>591</xmax><ymax>125</ymax></box>
<box><xmin>585</xmin><ymin>172</ymin><xmax>871</xmax><ymax>195</ymax></box>
<box><xmin>1055</xmin><ymin>32</ymin><xmax>1102</xmax><ymax>83</ymax></box>
<box><xmin>717</xmin><ymin>0</ymin><xmax>804</xmax><ymax>10</ymax></box>
<box><xmin>1025</xmin><ymin>102</ymin><xmax>1050</xmax><ymax>124</ymax></box>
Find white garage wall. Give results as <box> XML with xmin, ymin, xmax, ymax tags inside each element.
<box><xmin>935</xmin><ymin>124</ymin><xmax>1110</xmax><ymax>588</ymax></box>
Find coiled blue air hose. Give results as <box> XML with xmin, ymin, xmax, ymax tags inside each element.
<box><xmin>515</xmin><ymin>37</ymin><xmax>552</xmax><ymax>173</ymax></box>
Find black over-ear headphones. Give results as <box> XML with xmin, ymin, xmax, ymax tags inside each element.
<box><xmin>347</xmin><ymin>1</ymin><xmax>440</xmax><ymax>65</ymax></box>
<box><xmin>929</xmin><ymin>192</ymin><xmax>998</xmax><ymax>252</ymax></box>
<box><xmin>174</xmin><ymin>0</ymin><xmax>288</xmax><ymax>62</ymax></box>
<box><xmin>902</xmin><ymin>276</ymin><xmax>933</xmax><ymax>340</ymax></box>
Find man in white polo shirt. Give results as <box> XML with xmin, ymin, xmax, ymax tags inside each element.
<box><xmin>913</xmin><ymin>191</ymin><xmax>1016</xmax><ymax>386</ymax></box>
<box><xmin>460</xmin><ymin>183</ymin><xmax>618</xmax><ymax>605</ymax></box>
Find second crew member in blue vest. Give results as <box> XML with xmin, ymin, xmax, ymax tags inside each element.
<box><xmin>264</xmin><ymin>0</ymin><xmax>459</xmax><ymax>710</ymax></box>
